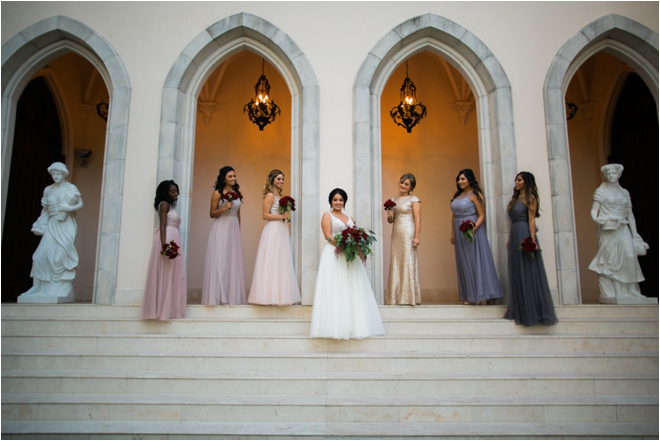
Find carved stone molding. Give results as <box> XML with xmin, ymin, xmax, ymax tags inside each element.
<box><xmin>580</xmin><ymin>102</ymin><xmax>595</xmax><ymax>122</ymax></box>
<box><xmin>198</xmin><ymin>101</ymin><xmax>216</xmax><ymax>126</ymax></box>
<box><xmin>77</xmin><ymin>102</ymin><xmax>94</xmax><ymax>124</ymax></box>
<box><xmin>455</xmin><ymin>101</ymin><xmax>473</xmax><ymax>126</ymax></box>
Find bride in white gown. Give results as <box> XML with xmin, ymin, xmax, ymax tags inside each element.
<box><xmin>310</xmin><ymin>188</ymin><xmax>385</xmax><ymax>340</ymax></box>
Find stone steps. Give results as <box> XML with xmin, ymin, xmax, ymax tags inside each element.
<box><xmin>2</xmin><ymin>350</ymin><xmax>657</xmax><ymax>373</ymax></box>
<box><xmin>1</xmin><ymin>420</ymin><xmax>658</xmax><ymax>438</ymax></box>
<box><xmin>2</xmin><ymin>393</ymin><xmax>657</xmax><ymax>423</ymax></box>
<box><xmin>3</xmin><ymin>317</ymin><xmax>657</xmax><ymax>335</ymax></box>
<box><xmin>3</xmin><ymin>333</ymin><xmax>657</xmax><ymax>353</ymax></box>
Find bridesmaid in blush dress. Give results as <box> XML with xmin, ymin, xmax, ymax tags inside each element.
<box><xmin>450</xmin><ymin>169</ymin><xmax>503</xmax><ymax>305</ymax></box>
<box><xmin>202</xmin><ymin>166</ymin><xmax>246</xmax><ymax>305</ymax></box>
<box><xmin>503</xmin><ymin>171</ymin><xmax>557</xmax><ymax>326</ymax></box>
<box><xmin>248</xmin><ymin>169</ymin><xmax>301</xmax><ymax>306</ymax></box>
<box><xmin>385</xmin><ymin>173</ymin><xmax>422</xmax><ymax>305</ymax></box>
<box><xmin>141</xmin><ymin>180</ymin><xmax>187</xmax><ymax>320</ymax></box>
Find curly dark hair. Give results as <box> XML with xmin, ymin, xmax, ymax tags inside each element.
<box><xmin>451</xmin><ymin>169</ymin><xmax>484</xmax><ymax>203</ymax></box>
<box><xmin>507</xmin><ymin>171</ymin><xmax>541</xmax><ymax>218</ymax></box>
<box><xmin>214</xmin><ymin>166</ymin><xmax>243</xmax><ymax>200</ymax></box>
<box><xmin>154</xmin><ymin>180</ymin><xmax>179</xmax><ymax>210</ymax></box>
<box><xmin>328</xmin><ymin>188</ymin><xmax>348</xmax><ymax>206</ymax></box>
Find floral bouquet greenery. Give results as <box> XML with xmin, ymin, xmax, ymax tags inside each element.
<box><xmin>334</xmin><ymin>225</ymin><xmax>377</xmax><ymax>265</ymax></box>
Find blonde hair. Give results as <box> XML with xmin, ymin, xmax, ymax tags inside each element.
<box><xmin>263</xmin><ymin>169</ymin><xmax>284</xmax><ymax>197</ymax></box>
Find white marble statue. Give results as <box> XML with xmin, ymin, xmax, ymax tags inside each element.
<box><xmin>18</xmin><ymin>162</ymin><xmax>83</xmax><ymax>303</ymax></box>
<box><xmin>588</xmin><ymin>164</ymin><xmax>656</xmax><ymax>305</ymax></box>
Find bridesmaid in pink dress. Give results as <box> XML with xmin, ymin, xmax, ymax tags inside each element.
<box><xmin>141</xmin><ymin>180</ymin><xmax>187</xmax><ymax>320</ymax></box>
<box><xmin>248</xmin><ymin>169</ymin><xmax>301</xmax><ymax>305</ymax></box>
<box><xmin>202</xmin><ymin>166</ymin><xmax>246</xmax><ymax>305</ymax></box>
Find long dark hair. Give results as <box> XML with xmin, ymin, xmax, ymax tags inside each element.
<box><xmin>214</xmin><ymin>166</ymin><xmax>243</xmax><ymax>200</ymax></box>
<box><xmin>507</xmin><ymin>171</ymin><xmax>541</xmax><ymax>217</ymax></box>
<box><xmin>451</xmin><ymin>169</ymin><xmax>484</xmax><ymax>203</ymax></box>
<box><xmin>154</xmin><ymin>180</ymin><xmax>179</xmax><ymax>210</ymax></box>
<box><xmin>328</xmin><ymin>188</ymin><xmax>348</xmax><ymax>206</ymax></box>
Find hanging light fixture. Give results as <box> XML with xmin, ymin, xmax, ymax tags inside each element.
<box><xmin>565</xmin><ymin>100</ymin><xmax>579</xmax><ymax>121</ymax></box>
<box><xmin>243</xmin><ymin>59</ymin><xmax>281</xmax><ymax>131</ymax></box>
<box><xmin>390</xmin><ymin>60</ymin><xmax>427</xmax><ymax>133</ymax></box>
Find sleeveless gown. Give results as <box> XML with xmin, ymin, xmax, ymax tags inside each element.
<box><xmin>385</xmin><ymin>195</ymin><xmax>421</xmax><ymax>305</ymax></box>
<box><xmin>450</xmin><ymin>193</ymin><xmax>503</xmax><ymax>304</ymax></box>
<box><xmin>310</xmin><ymin>212</ymin><xmax>386</xmax><ymax>340</ymax></box>
<box><xmin>247</xmin><ymin>195</ymin><xmax>301</xmax><ymax>305</ymax></box>
<box><xmin>503</xmin><ymin>201</ymin><xmax>557</xmax><ymax>326</ymax></box>
<box><xmin>202</xmin><ymin>196</ymin><xmax>246</xmax><ymax>305</ymax></box>
<box><xmin>141</xmin><ymin>203</ymin><xmax>187</xmax><ymax>320</ymax></box>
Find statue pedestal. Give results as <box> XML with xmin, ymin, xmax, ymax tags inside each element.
<box><xmin>17</xmin><ymin>292</ymin><xmax>75</xmax><ymax>303</ymax></box>
<box><xmin>18</xmin><ymin>282</ymin><xmax>75</xmax><ymax>304</ymax></box>
<box><xmin>599</xmin><ymin>294</ymin><xmax>658</xmax><ymax>305</ymax></box>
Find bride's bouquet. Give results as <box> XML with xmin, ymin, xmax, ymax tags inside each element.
<box><xmin>334</xmin><ymin>225</ymin><xmax>377</xmax><ymax>265</ymax></box>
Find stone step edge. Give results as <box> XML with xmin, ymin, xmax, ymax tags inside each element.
<box><xmin>3</xmin><ymin>369</ymin><xmax>658</xmax><ymax>380</ymax></box>
<box><xmin>3</xmin><ymin>349</ymin><xmax>657</xmax><ymax>359</ymax></box>
<box><xmin>3</xmin><ymin>392</ymin><xmax>657</xmax><ymax>406</ymax></box>
<box><xmin>1</xmin><ymin>421</ymin><xmax>657</xmax><ymax>437</ymax></box>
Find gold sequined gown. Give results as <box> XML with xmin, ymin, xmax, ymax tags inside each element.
<box><xmin>385</xmin><ymin>195</ymin><xmax>421</xmax><ymax>305</ymax></box>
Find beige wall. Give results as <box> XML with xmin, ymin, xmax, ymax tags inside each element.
<box><xmin>189</xmin><ymin>51</ymin><xmax>291</xmax><ymax>297</ymax></box>
<box><xmin>2</xmin><ymin>2</ymin><xmax>657</xmax><ymax>298</ymax></box>
<box><xmin>40</xmin><ymin>53</ymin><xmax>107</xmax><ymax>301</ymax></box>
<box><xmin>565</xmin><ymin>52</ymin><xmax>632</xmax><ymax>303</ymax></box>
<box><xmin>381</xmin><ymin>51</ymin><xmax>480</xmax><ymax>301</ymax></box>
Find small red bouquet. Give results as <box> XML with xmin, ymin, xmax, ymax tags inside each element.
<box><xmin>334</xmin><ymin>225</ymin><xmax>377</xmax><ymax>265</ymax></box>
<box><xmin>459</xmin><ymin>220</ymin><xmax>476</xmax><ymax>242</ymax></box>
<box><xmin>221</xmin><ymin>191</ymin><xmax>241</xmax><ymax>213</ymax></box>
<box><xmin>383</xmin><ymin>199</ymin><xmax>396</xmax><ymax>211</ymax></box>
<box><xmin>161</xmin><ymin>240</ymin><xmax>181</xmax><ymax>259</ymax></box>
<box><xmin>519</xmin><ymin>236</ymin><xmax>541</xmax><ymax>259</ymax></box>
<box><xmin>279</xmin><ymin>196</ymin><xmax>296</xmax><ymax>223</ymax></box>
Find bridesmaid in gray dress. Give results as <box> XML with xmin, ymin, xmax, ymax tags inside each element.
<box><xmin>450</xmin><ymin>169</ymin><xmax>503</xmax><ymax>304</ymax></box>
<box><xmin>503</xmin><ymin>171</ymin><xmax>557</xmax><ymax>326</ymax></box>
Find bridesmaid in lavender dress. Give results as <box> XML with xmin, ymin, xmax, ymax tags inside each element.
<box><xmin>141</xmin><ymin>180</ymin><xmax>187</xmax><ymax>320</ymax></box>
<box><xmin>450</xmin><ymin>169</ymin><xmax>503</xmax><ymax>305</ymax></box>
<box><xmin>248</xmin><ymin>169</ymin><xmax>301</xmax><ymax>306</ymax></box>
<box><xmin>202</xmin><ymin>166</ymin><xmax>246</xmax><ymax>305</ymax></box>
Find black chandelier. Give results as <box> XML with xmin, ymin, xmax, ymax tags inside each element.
<box><xmin>243</xmin><ymin>59</ymin><xmax>281</xmax><ymax>131</ymax></box>
<box><xmin>96</xmin><ymin>99</ymin><xmax>109</xmax><ymax>122</ymax></box>
<box><xmin>390</xmin><ymin>61</ymin><xmax>427</xmax><ymax>133</ymax></box>
<box><xmin>565</xmin><ymin>100</ymin><xmax>578</xmax><ymax>121</ymax></box>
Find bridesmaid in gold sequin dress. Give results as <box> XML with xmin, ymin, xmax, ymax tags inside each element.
<box><xmin>385</xmin><ymin>173</ymin><xmax>422</xmax><ymax>305</ymax></box>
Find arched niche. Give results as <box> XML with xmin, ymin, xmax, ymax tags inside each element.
<box><xmin>353</xmin><ymin>14</ymin><xmax>517</xmax><ymax>303</ymax></box>
<box><xmin>543</xmin><ymin>14</ymin><xmax>659</xmax><ymax>305</ymax></box>
<box><xmin>156</xmin><ymin>12</ymin><xmax>320</xmax><ymax>304</ymax></box>
<box><xmin>1</xmin><ymin>16</ymin><xmax>131</xmax><ymax>304</ymax></box>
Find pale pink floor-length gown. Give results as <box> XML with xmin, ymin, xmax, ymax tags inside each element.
<box><xmin>202</xmin><ymin>197</ymin><xmax>247</xmax><ymax>305</ymax></box>
<box><xmin>141</xmin><ymin>203</ymin><xmax>187</xmax><ymax>320</ymax></box>
<box><xmin>247</xmin><ymin>196</ymin><xmax>301</xmax><ymax>305</ymax></box>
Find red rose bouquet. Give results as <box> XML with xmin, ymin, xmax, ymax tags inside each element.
<box><xmin>221</xmin><ymin>191</ymin><xmax>241</xmax><ymax>213</ymax></box>
<box><xmin>334</xmin><ymin>225</ymin><xmax>377</xmax><ymax>265</ymax></box>
<box><xmin>519</xmin><ymin>236</ymin><xmax>541</xmax><ymax>259</ymax></box>
<box><xmin>161</xmin><ymin>240</ymin><xmax>181</xmax><ymax>259</ymax></box>
<box><xmin>383</xmin><ymin>199</ymin><xmax>397</xmax><ymax>210</ymax></box>
<box><xmin>278</xmin><ymin>196</ymin><xmax>296</xmax><ymax>223</ymax></box>
<box><xmin>458</xmin><ymin>220</ymin><xmax>476</xmax><ymax>242</ymax></box>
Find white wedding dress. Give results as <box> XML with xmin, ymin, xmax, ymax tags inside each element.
<box><xmin>309</xmin><ymin>212</ymin><xmax>386</xmax><ymax>340</ymax></box>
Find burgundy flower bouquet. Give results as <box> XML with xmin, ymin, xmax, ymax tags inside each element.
<box><xmin>161</xmin><ymin>240</ymin><xmax>181</xmax><ymax>259</ymax></box>
<box><xmin>519</xmin><ymin>236</ymin><xmax>541</xmax><ymax>259</ymax></box>
<box><xmin>278</xmin><ymin>196</ymin><xmax>296</xmax><ymax>222</ymax></box>
<box><xmin>334</xmin><ymin>225</ymin><xmax>377</xmax><ymax>265</ymax></box>
<box><xmin>383</xmin><ymin>199</ymin><xmax>397</xmax><ymax>211</ymax></box>
<box><xmin>459</xmin><ymin>220</ymin><xmax>476</xmax><ymax>242</ymax></box>
<box><xmin>221</xmin><ymin>191</ymin><xmax>241</xmax><ymax>213</ymax></box>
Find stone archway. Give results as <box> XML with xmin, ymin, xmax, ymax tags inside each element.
<box><xmin>1</xmin><ymin>16</ymin><xmax>131</xmax><ymax>304</ymax></box>
<box><xmin>157</xmin><ymin>12</ymin><xmax>320</xmax><ymax>304</ymax></box>
<box><xmin>543</xmin><ymin>14</ymin><xmax>659</xmax><ymax>305</ymax></box>
<box><xmin>353</xmin><ymin>14</ymin><xmax>517</xmax><ymax>303</ymax></box>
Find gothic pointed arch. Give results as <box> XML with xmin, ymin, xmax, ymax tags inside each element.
<box><xmin>157</xmin><ymin>12</ymin><xmax>320</xmax><ymax>303</ymax></box>
<box><xmin>1</xmin><ymin>15</ymin><xmax>131</xmax><ymax>304</ymax></box>
<box><xmin>353</xmin><ymin>14</ymin><xmax>517</xmax><ymax>303</ymax></box>
<box><xmin>543</xmin><ymin>14</ymin><xmax>658</xmax><ymax>304</ymax></box>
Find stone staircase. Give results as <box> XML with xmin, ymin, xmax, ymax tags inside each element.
<box><xmin>2</xmin><ymin>304</ymin><xmax>658</xmax><ymax>439</ymax></box>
